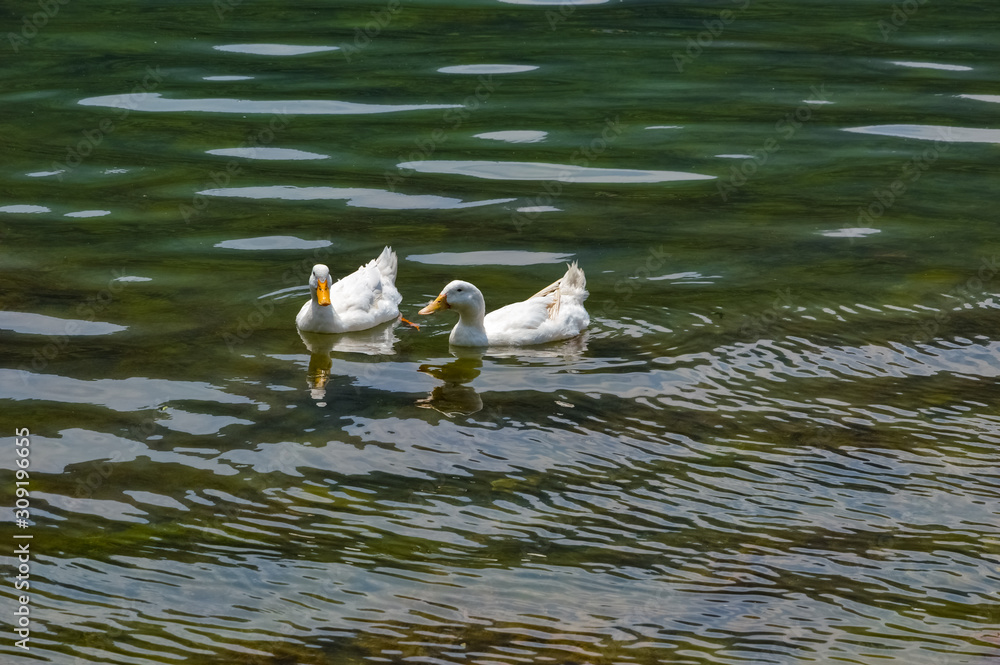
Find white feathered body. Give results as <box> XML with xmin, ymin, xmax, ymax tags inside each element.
<box><xmin>296</xmin><ymin>246</ymin><xmax>402</xmax><ymax>334</ymax></box>
<box><xmin>430</xmin><ymin>262</ymin><xmax>589</xmax><ymax>347</ymax></box>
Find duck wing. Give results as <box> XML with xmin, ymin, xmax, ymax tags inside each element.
<box><xmin>484</xmin><ymin>295</ymin><xmax>555</xmax><ymax>336</ymax></box>
<box><xmin>330</xmin><ymin>248</ymin><xmax>401</xmax><ymax>318</ymax></box>
<box><xmin>484</xmin><ymin>262</ymin><xmax>589</xmax><ymax>345</ymax></box>
<box><xmin>330</xmin><ymin>262</ymin><xmax>383</xmax><ymax>315</ymax></box>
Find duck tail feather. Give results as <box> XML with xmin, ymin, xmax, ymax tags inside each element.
<box><xmin>375</xmin><ymin>246</ymin><xmax>398</xmax><ymax>283</ymax></box>
<box><xmin>561</xmin><ymin>261</ymin><xmax>588</xmax><ymax>298</ymax></box>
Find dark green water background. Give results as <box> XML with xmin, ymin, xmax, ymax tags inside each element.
<box><xmin>2</xmin><ymin>0</ymin><xmax>1000</xmax><ymax>663</ymax></box>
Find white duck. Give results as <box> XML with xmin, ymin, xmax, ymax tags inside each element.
<box><xmin>296</xmin><ymin>246</ymin><xmax>403</xmax><ymax>334</ymax></box>
<box><xmin>418</xmin><ymin>262</ymin><xmax>589</xmax><ymax>346</ymax></box>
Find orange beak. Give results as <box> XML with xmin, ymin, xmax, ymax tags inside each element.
<box><xmin>418</xmin><ymin>293</ymin><xmax>449</xmax><ymax>315</ymax></box>
<box><xmin>316</xmin><ymin>279</ymin><xmax>331</xmax><ymax>306</ymax></box>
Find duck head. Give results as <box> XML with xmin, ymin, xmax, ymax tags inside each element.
<box><xmin>310</xmin><ymin>264</ymin><xmax>332</xmax><ymax>306</ymax></box>
<box><xmin>419</xmin><ymin>280</ymin><xmax>484</xmax><ymax>317</ymax></box>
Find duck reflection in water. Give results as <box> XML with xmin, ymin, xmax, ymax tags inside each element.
<box><xmin>416</xmin><ymin>335</ymin><xmax>589</xmax><ymax>418</ymax></box>
<box><xmin>297</xmin><ymin>322</ymin><xmax>398</xmax><ymax>405</ymax></box>
<box><xmin>417</xmin><ymin>349</ymin><xmax>484</xmax><ymax>417</ymax></box>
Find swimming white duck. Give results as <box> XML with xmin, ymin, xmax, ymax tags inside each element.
<box><xmin>296</xmin><ymin>246</ymin><xmax>403</xmax><ymax>334</ymax></box>
<box><xmin>418</xmin><ymin>262</ymin><xmax>589</xmax><ymax>346</ymax></box>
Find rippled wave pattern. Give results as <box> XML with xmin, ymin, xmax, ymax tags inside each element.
<box><xmin>2</xmin><ymin>0</ymin><xmax>1000</xmax><ymax>663</ymax></box>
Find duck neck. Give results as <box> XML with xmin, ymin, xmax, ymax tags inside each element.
<box><xmin>449</xmin><ymin>300</ymin><xmax>488</xmax><ymax>346</ymax></box>
<box><xmin>310</xmin><ymin>299</ymin><xmax>343</xmax><ymax>328</ymax></box>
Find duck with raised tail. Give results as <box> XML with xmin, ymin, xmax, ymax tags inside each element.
<box><xmin>296</xmin><ymin>246</ymin><xmax>403</xmax><ymax>334</ymax></box>
<box><xmin>418</xmin><ymin>262</ymin><xmax>589</xmax><ymax>346</ymax></box>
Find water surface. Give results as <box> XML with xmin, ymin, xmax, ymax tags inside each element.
<box><xmin>2</xmin><ymin>1</ymin><xmax>1000</xmax><ymax>664</ymax></box>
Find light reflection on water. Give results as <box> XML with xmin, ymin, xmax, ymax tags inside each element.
<box><xmin>2</xmin><ymin>0</ymin><xmax>1000</xmax><ymax>663</ymax></box>
<box><xmin>395</xmin><ymin>159</ymin><xmax>717</xmax><ymax>183</ymax></box>
<box><xmin>79</xmin><ymin>92</ymin><xmax>463</xmax><ymax>115</ymax></box>
<box><xmin>198</xmin><ymin>185</ymin><xmax>516</xmax><ymax>209</ymax></box>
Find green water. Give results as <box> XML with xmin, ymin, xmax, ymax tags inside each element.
<box><xmin>2</xmin><ymin>1</ymin><xmax>1000</xmax><ymax>663</ymax></box>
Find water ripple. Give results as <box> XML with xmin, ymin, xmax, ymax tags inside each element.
<box><xmin>407</xmin><ymin>251</ymin><xmax>574</xmax><ymax>266</ymax></box>
<box><xmin>213</xmin><ymin>43</ymin><xmax>340</xmax><ymax>56</ymax></box>
<box><xmin>79</xmin><ymin>92</ymin><xmax>460</xmax><ymax>115</ymax></box>
<box><xmin>5</xmin><ymin>3</ymin><xmax>1000</xmax><ymax>664</ymax></box>
<box><xmin>0</xmin><ymin>311</ymin><xmax>126</xmax><ymax>335</ymax></box>
<box><xmin>438</xmin><ymin>64</ymin><xmax>538</xmax><ymax>75</ymax></box>
<box><xmin>844</xmin><ymin>123</ymin><xmax>1000</xmax><ymax>143</ymax></box>
<box><xmin>397</xmin><ymin>160</ymin><xmax>716</xmax><ymax>183</ymax></box>
<box><xmin>198</xmin><ymin>185</ymin><xmax>515</xmax><ymax>209</ymax></box>
<box><xmin>206</xmin><ymin>147</ymin><xmax>328</xmax><ymax>160</ymax></box>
